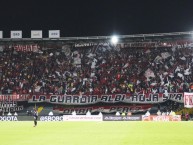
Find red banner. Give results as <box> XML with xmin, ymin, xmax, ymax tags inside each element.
<box><xmin>0</xmin><ymin>94</ymin><xmax>29</xmax><ymax>102</ymax></box>
<box><xmin>13</xmin><ymin>44</ymin><xmax>40</xmax><ymax>52</ymax></box>
<box><xmin>53</xmin><ymin>104</ymin><xmax>152</xmax><ymax>114</ymax></box>
<box><xmin>142</xmin><ymin>115</ymin><xmax>181</xmax><ymax>121</ymax></box>
<box><xmin>184</xmin><ymin>92</ymin><xmax>193</xmax><ymax>108</ymax></box>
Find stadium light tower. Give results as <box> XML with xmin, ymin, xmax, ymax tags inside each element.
<box><xmin>111</xmin><ymin>35</ymin><xmax>118</xmax><ymax>45</ymax></box>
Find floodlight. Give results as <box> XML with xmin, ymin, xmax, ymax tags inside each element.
<box><xmin>111</xmin><ymin>35</ymin><xmax>118</xmax><ymax>45</ymax></box>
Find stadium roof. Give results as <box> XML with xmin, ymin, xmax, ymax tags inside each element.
<box><xmin>0</xmin><ymin>31</ymin><xmax>193</xmax><ymax>43</ymax></box>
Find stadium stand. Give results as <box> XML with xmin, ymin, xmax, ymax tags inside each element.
<box><xmin>1</xmin><ymin>43</ymin><xmax>192</xmax><ymax>95</ymax></box>
<box><xmin>0</xmin><ymin>32</ymin><xmax>193</xmax><ymax>116</ymax></box>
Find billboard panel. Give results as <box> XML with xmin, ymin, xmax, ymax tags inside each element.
<box><xmin>31</xmin><ymin>30</ymin><xmax>42</xmax><ymax>38</ymax></box>
<box><xmin>49</xmin><ymin>30</ymin><xmax>60</xmax><ymax>38</ymax></box>
<box><xmin>0</xmin><ymin>31</ymin><xmax>3</xmax><ymax>38</ymax></box>
<box><xmin>11</xmin><ymin>31</ymin><xmax>22</xmax><ymax>38</ymax></box>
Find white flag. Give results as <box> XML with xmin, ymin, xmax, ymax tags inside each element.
<box><xmin>154</xmin><ymin>56</ymin><xmax>162</xmax><ymax>63</ymax></box>
<box><xmin>145</xmin><ymin>69</ymin><xmax>155</xmax><ymax>78</ymax></box>
<box><xmin>161</xmin><ymin>52</ymin><xmax>171</xmax><ymax>59</ymax></box>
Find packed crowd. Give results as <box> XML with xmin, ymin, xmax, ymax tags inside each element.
<box><xmin>0</xmin><ymin>42</ymin><xmax>193</xmax><ymax>96</ymax></box>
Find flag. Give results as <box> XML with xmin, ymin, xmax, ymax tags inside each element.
<box><xmin>171</xmin><ymin>46</ymin><xmax>176</xmax><ymax>52</ymax></box>
<box><xmin>188</xmin><ymin>43</ymin><xmax>193</xmax><ymax>48</ymax></box>
<box><xmin>128</xmin><ymin>84</ymin><xmax>133</xmax><ymax>92</ymax></box>
<box><xmin>177</xmin><ymin>73</ymin><xmax>184</xmax><ymax>80</ymax></box>
<box><xmin>180</xmin><ymin>56</ymin><xmax>186</xmax><ymax>60</ymax></box>
<box><xmin>163</xmin><ymin>72</ymin><xmax>168</xmax><ymax>76</ymax></box>
<box><xmin>164</xmin><ymin>65</ymin><xmax>169</xmax><ymax>70</ymax></box>
<box><xmin>123</xmin><ymin>63</ymin><xmax>129</xmax><ymax>68</ymax></box>
<box><xmin>175</xmin><ymin>66</ymin><xmax>180</xmax><ymax>73</ymax></box>
<box><xmin>184</xmin><ymin>68</ymin><xmax>191</xmax><ymax>75</ymax></box>
<box><xmin>154</xmin><ymin>56</ymin><xmax>162</xmax><ymax>63</ymax></box>
<box><xmin>62</xmin><ymin>45</ymin><xmax>71</xmax><ymax>56</ymax></box>
<box><xmin>150</xmin><ymin>82</ymin><xmax>157</xmax><ymax>86</ymax></box>
<box><xmin>161</xmin><ymin>52</ymin><xmax>171</xmax><ymax>59</ymax></box>
<box><xmin>145</xmin><ymin>49</ymin><xmax>151</xmax><ymax>53</ymax></box>
<box><xmin>145</xmin><ymin>69</ymin><xmax>155</xmax><ymax>78</ymax></box>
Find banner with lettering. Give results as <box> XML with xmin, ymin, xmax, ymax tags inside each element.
<box><xmin>0</xmin><ymin>94</ymin><xmax>29</xmax><ymax>102</ymax></box>
<box><xmin>13</xmin><ymin>44</ymin><xmax>40</xmax><ymax>52</ymax></box>
<box><xmin>103</xmin><ymin>115</ymin><xmax>141</xmax><ymax>121</ymax></box>
<box><xmin>28</xmin><ymin>93</ymin><xmax>184</xmax><ymax>105</ymax></box>
<box><xmin>142</xmin><ymin>115</ymin><xmax>181</xmax><ymax>121</ymax></box>
<box><xmin>184</xmin><ymin>92</ymin><xmax>193</xmax><ymax>108</ymax></box>
<box><xmin>0</xmin><ymin>106</ymin><xmax>23</xmax><ymax>112</ymax></box>
<box><xmin>53</xmin><ymin>104</ymin><xmax>152</xmax><ymax>114</ymax></box>
<box><xmin>63</xmin><ymin>115</ymin><xmax>103</xmax><ymax>121</ymax></box>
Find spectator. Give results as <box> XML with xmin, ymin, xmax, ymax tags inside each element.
<box><xmin>185</xmin><ymin>112</ymin><xmax>189</xmax><ymax>121</ymax></box>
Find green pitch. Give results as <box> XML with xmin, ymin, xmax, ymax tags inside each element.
<box><xmin>0</xmin><ymin>121</ymin><xmax>193</xmax><ymax>145</ymax></box>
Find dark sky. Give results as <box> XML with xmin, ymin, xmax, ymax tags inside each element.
<box><xmin>1</xmin><ymin>0</ymin><xmax>193</xmax><ymax>37</ymax></box>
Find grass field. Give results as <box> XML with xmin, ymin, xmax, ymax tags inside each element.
<box><xmin>0</xmin><ymin>121</ymin><xmax>193</xmax><ymax>145</ymax></box>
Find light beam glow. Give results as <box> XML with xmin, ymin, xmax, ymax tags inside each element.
<box><xmin>111</xmin><ymin>35</ymin><xmax>118</xmax><ymax>45</ymax></box>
